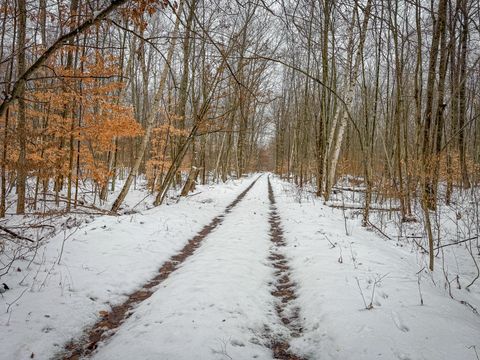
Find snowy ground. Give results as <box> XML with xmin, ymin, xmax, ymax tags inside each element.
<box><xmin>272</xmin><ymin>177</ymin><xmax>480</xmax><ymax>360</ymax></box>
<box><xmin>1</xmin><ymin>173</ymin><xmax>479</xmax><ymax>360</ymax></box>
<box><xmin>92</xmin><ymin>175</ymin><xmax>276</xmax><ymax>360</ymax></box>
<box><xmin>0</xmin><ymin>175</ymin><xmax>257</xmax><ymax>359</ymax></box>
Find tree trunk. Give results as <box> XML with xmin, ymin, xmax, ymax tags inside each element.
<box><xmin>15</xmin><ymin>0</ymin><xmax>27</xmax><ymax>214</ymax></box>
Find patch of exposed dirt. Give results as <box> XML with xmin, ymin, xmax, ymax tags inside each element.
<box><xmin>266</xmin><ymin>176</ymin><xmax>306</xmax><ymax>360</ymax></box>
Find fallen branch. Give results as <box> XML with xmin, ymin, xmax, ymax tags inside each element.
<box><xmin>0</xmin><ymin>225</ymin><xmax>34</xmax><ymax>242</ymax></box>
<box><xmin>185</xmin><ymin>191</ymin><xmax>202</xmax><ymax>198</ymax></box>
<box><xmin>412</xmin><ymin>239</ymin><xmax>428</xmax><ymax>253</ymax></box>
<box><xmin>434</xmin><ymin>235</ymin><xmax>478</xmax><ymax>251</ymax></box>
<box><xmin>327</xmin><ymin>203</ymin><xmax>401</xmax><ymax>212</ymax></box>
<box><xmin>36</xmin><ymin>198</ymin><xmax>114</xmax><ymax>214</ymax></box>
<box><xmin>332</xmin><ymin>186</ymin><xmax>368</xmax><ymax>193</ymax></box>
<box><xmin>366</xmin><ymin>220</ymin><xmax>392</xmax><ymax>240</ymax></box>
<box><xmin>7</xmin><ymin>224</ymin><xmax>55</xmax><ymax>230</ymax></box>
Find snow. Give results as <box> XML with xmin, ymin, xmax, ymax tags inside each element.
<box><xmin>270</xmin><ymin>177</ymin><xmax>480</xmax><ymax>360</ymax></box>
<box><xmin>1</xmin><ymin>173</ymin><xmax>479</xmax><ymax>360</ymax></box>
<box><xmin>92</xmin><ymin>175</ymin><xmax>276</xmax><ymax>360</ymax></box>
<box><xmin>0</xmin><ymin>175</ymin><xmax>257</xmax><ymax>360</ymax></box>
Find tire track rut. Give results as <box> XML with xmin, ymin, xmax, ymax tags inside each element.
<box><xmin>267</xmin><ymin>176</ymin><xmax>306</xmax><ymax>360</ymax></box>
<box><xmin>59</xmin><ymin>176</ymin><xmax>261</xmax><ymax>360</ymax></box>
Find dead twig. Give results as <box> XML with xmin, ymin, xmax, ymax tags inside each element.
<box><xmin>467</xmin><ymin>345</ymin><xmax>480</xmax><ymax>360</ymax></box>
<box><xmin>6</xmin><ymin>287</ymin><xmax>29</xmax><ymax>313</ymax></box>
<box><xmin>466</xmin><ymin>242</ymin><xmax>479</xmax><ymax>291</ymax></box>
<box><xmin>355</xmin><ymin>277</ymin><xmax>371</xmax><ymax>310</ymax></box>
<box><xmin>58</xmin><ymin>228</ymin><xmax>79</xmax><ymax>265</ymax></box>
<box><xmin>323</xmin><ymin>234</ymin><xmax>336</xmax><ymax>248</ymax></box>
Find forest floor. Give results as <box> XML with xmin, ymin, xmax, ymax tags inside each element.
<box><xmin>0</xmin><ymin>174</ymin><xmax>479</xmax><ymax>360</ymax></box>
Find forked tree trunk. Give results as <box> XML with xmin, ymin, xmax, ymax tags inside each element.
<box><xmin>324</xmin><ymin>0</ymin><xmax>372</xmax><ymax>200</ymax></box>
<box><xmin>111</xmin><ymin>0</ymin><xmax>184</xmax><ymax>212</ymax></box>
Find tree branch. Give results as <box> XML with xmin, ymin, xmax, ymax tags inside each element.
<box><xmin>0</xmin><ymin>0</ymin><xmax>131</xmax><ymax>118</ymax></box>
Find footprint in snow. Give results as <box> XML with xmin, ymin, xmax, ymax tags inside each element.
<box><xmin>42</xmin><ymin>326</ymin><xmax>54</xmax><ymax>333</ymax></box>
<box><xmin>230</xmin><ymin>339</ymin><xmax>245</xmax><ymax>347</ymax></box>
<box><xmin>394</xmin><ymin>349</ymin><xmax>412</xmax><ymax>360</ymax></box>
<box><xmin>391</xmin><ymin>311</ymin><xmax>410</xmax><ymax>332</ymax></box>
<box><xmin>379</xmin><ymin>291</ymin><xmax>389</xmax><ymax>299</ymax></box>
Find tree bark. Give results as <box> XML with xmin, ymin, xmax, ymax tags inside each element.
<box><xmin>15</xmin><ymin>0</ymin><xmax>27</xmax><ymax>214</ymax></box>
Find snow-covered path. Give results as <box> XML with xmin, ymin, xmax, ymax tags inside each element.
<box><xmin>0</xmin><ymin>176</ymin><xmax>262</xmax><ymax>360</ymax></box>
<box><xmin>91</xmin><ymin>175</ymin><xmax>280</xmax><ymax>360</ymax></box>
